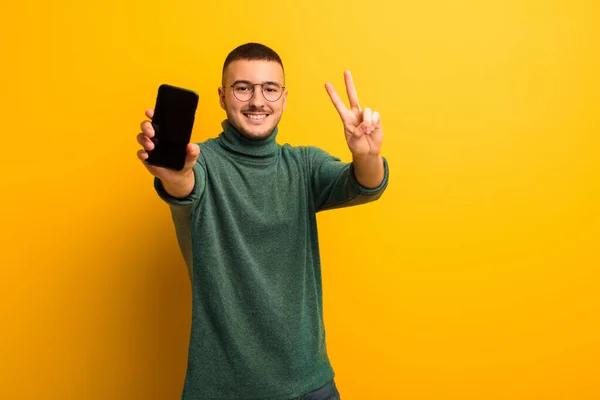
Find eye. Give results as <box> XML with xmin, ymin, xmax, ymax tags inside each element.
<box><xmin>234</xmin><ymin>83</ymin><xmax>252</xmax><ymax>92</ymax></box>
<box><xmin>263</xmin><ymin>83</ymin><xmax>281</xmax><ymax>93</ymax></box>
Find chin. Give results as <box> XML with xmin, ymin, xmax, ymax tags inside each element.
<box><xmin>239</xmin><ymin>120</ymin><xmax>278</xmax><ymax>140</ymax></box>
<box><xmin>240</xmin><ymin>127</ymin><xmax>275</xmax><ymax>140</ymax></box>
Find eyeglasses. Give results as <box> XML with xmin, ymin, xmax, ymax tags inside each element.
<box><xmin>224</xmin><ymin>80</ymin><xmax>285</xmax><ymax>102</ymax></box>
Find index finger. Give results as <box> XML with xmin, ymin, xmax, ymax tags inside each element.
<box><xmin>344</xmin><ymin>70</ymin><xmax>361</xmax><ymax>111</ymax></box>
<box><xmin>140</xmin><ymin>109</ymin><xmax>155</xmax><ymax>134</ymax></box>
<box><xmin>325</xmin><ymin>82</ymin><xmax>348</xmax><ymax>117</ymax></box>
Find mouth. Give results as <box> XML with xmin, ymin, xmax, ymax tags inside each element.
<box><xmin>243</xmin><ymin>112</ymin><xmax>270</xmax><ymax>122</ymax></box>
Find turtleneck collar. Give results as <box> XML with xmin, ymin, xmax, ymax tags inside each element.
<box><xmin>217</xmin><ymin>120</ymin><xmax>279</xmax><ymax>158</ymax></box>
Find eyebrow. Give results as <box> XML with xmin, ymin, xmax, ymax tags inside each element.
<box><xmin>230</xmin><ymin>80</ymin><xmax>283</xmax><ymax>86</ymax></box>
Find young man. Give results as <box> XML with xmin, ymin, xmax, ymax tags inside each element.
<box><xmin>136</xmin><ymin>43</ymin><xmax>389</xmax><ymax>400</ymax></box>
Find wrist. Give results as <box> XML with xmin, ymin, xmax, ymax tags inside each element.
<box><xmin>161</xmin><ymin>170</ymin><xmax>195</xmax><ymax>199</ymax></box>
<box><xmin>351</xmin><ymin>154</ymin><xmax>384</xmax><ymax>189</ymax></box>
<box><xmin>352</xmin><ymin>152</ymin><xmax>381</xmax><ymax>163</ymax></box>
<box><xmin>162</xmin><ymin>169</ymin><xmax>194</xmax><ymax>186</ymax></box>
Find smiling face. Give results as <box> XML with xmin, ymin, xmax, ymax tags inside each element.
<box><xmin>219</xmin><ymin>60</ymin><xmax>287</xmax><ymax>140</ymax></box>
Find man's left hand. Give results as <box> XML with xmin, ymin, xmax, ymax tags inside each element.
<box><xmin>325</xmin><ymin>70</ymin><xmax>384</xmax><ymax>158</ymax></box>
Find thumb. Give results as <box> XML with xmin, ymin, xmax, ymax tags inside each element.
<box><xmin>353</xmin><ymin>121</ymin><xmax>368</xmax><ymax>137</ymax></box>
<box><xmin>183</xmin><ymin>143</ymin><xmax>200</xmax><ymax>170</ymax></box>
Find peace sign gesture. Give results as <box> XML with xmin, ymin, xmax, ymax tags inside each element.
<box><xmin>325</xmin><ymin>71</ymin><xmax>384</xmax><ymax>159</ymax></box>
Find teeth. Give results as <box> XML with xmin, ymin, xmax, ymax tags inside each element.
<box><xmin>245</xmin><ymin>114</ymin><xmax>267</xmax><ymax>120</ymax></box>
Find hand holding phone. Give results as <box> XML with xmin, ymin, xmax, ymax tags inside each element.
<box><xmin>137</xmin><ymin>84</ymin><xmax>200</xmax><ymax>198</ymax></box>
<box><xmin>137</xmin><ymin>109</ymin><xmax>200</xmax><ymax>197</ymax></box>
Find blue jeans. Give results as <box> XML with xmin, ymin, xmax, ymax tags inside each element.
<box><xmin>291</xmin><ymin>380</ymin><xmax>341</xmax><ymax>400</ymax></box>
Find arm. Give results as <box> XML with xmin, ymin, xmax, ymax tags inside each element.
<box><xmin>309</xmin><ymin>147</ymin><xmax>388</xmax><ymax>212</ymax></box>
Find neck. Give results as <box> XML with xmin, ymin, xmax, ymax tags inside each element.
<box><xmin>218</xmin><ymin>120</ymin><xmax>279</xmax><ymax>158</ymax></box>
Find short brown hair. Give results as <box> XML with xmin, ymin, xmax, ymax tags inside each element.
<box><xmin>222</xmin><ymin>43</ymin><xmax>284</xmax><ymax>79</ymax></box>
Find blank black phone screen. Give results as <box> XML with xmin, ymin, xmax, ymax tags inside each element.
<box><xmin>146</xmin><ymin>84</ymin><xmax>199</xmax><ymax>171</ymax></box>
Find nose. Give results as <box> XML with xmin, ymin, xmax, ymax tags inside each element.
<box><xmin>248</xmin><ymin>84</ymin><xmax>266</xmax><ymax>107</ymax></box>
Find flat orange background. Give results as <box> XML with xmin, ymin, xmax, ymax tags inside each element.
<box><xmin>1</xmin><ymin>0</ymin><xmax>599</xmax><ymax>399</ymax></box>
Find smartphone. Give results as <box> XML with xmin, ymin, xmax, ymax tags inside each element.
<box><xmin>146</xmin><ymin>84</ymin><xmax>199</xmax><ymax>171</ymax></box>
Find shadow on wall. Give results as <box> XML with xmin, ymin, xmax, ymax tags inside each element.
<box><xmin>58</xmin><ymin>202</ymin><xmax>193</xmax><ymax>400</ymax></box>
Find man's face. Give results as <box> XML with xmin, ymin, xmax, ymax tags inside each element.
<box><xmin>219</xmin><ymin>60</ymin><xmax>287</xmax><ymax>140</ymax></box>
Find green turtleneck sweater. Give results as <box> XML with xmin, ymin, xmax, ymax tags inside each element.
<box><xmin>154</xmin><ymin>121</ymin><xmax>389</xmax><ymax>400</ymax></box>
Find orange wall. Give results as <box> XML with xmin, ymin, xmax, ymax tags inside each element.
<box><xmin>1</xmin><ymin>0</ymin><xmax>599</xmax><ymax>399</ymax></box>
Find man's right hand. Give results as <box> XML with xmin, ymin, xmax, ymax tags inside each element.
<box><xmin>137</xmin><ymin>109</ymin><xmax>200</xmax><ymax>198</ymax></box>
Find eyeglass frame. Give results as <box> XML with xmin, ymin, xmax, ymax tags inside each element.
<box><xmin>222</xmin><ymin>80</ymin><xmax>286</xmax><ymax>102</ymax></box>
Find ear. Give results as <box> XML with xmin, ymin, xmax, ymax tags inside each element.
<box><xmin>282</xmin><ymin>89</ymin><xmax>288</xmax><ymax>112</ymax></box>
<box><xmin>218</xmin><ymin>87</ymin><xmax>226</xmax><ymax>110</ymax></box>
